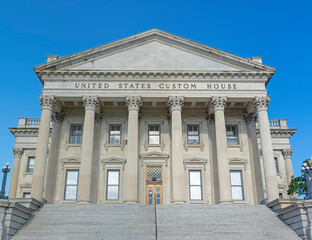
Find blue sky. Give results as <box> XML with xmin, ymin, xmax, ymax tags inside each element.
<box><xmin>0</xmin><ymin>0</ymin><xmax>311</xmax><ymax>193</ymax></box>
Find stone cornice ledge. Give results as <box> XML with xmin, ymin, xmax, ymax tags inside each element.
<box><xmin>9</xmin><ymin>127</ymin><xmax>52</xmax><ymax>137</ymax></box>
<box><xmin>37</xmin><ymin>70</ymin><xmax>272</xmax><ymax>83</ymax></box>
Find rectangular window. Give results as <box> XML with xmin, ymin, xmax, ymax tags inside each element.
<box><xmin>230</xmin><ymin>170</ymin><xmax>244</xmax><ymax>201</ymax></box>
<box><xmin>109</xmin><ymin>124</ymin><xmax>122</xmax><ymax>144</ymax></box>
<box><xmin>26</xmin><ymin>157</ymin><xmax>35</xmax><ymax>173</ymax></box>
<box><xmin>148</xmin><ymin>125</ymin><xmax>161</xmax><ymax>144</ymax></box>
<box><xmin>106</xmin><ymin>170</ymin><xmax>120</xmax><ymax>200</ymax></box>
<box><xmin>187</xmin><ymin>125</ymin><xmax>200</xmax><ymax>144</ymax></box>
<box><xmin>69</xmin><ymin>124</ymin><xmax>83</xmax><ymax>144</ymax></box>
<box><xmin>189</xmin><ymin>170</ymin><xmax>202</xmax><ymax>200</ymax></box>
<box><xmin>23</xmin><ymin>192</ymin><xmax>31</xmax><ymax>198</ymax></box>
<box><xmin>226</xmin><ymin>125</ymin><xmax>239</xmax><ymax>145</ymax></box>
<box><xmin>274</xmin><ymin>157</ymin><xmax>279</xmax><ymax>174</ymax></box>
<box><xmin>64</xmin><ymin>170</ymin><xmax>79</xmax><ymax>200</ymax></box>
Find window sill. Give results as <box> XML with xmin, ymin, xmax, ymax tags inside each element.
<box><xmin>104</xmin><ymin>143</ymin><xmax>125</xmax><ymax>151</ymax></box>
<box><xmin>57</xmin><ymin>200</ymin><xmax>77</xmax><ymax>204</ymax></box>
<box><xmin>232</xmin><ymin>200</ymin><xmax>251</xmax><ymax>205</ymax></box>
<box><xmin>65</xmin><ymin>144</ymin><xmax>82</xmax><ymax>151</ymax></box>
<box><xmin>144</xmin><ymin>143</ymin><xmax>165</xmax><ymax>151</ymax></box>
<box><xmin>184</xmin><ymin>144</ymin><xmax>204</xmax><ymax>152</ymax></box>
<box><xmin>25</xmin><ymin>172</ymin><xmax>33</xmax><ymax>175</ymax></box>
<box><xmin>186</xmin><ymin>200</ymin><xmax>209</xmax><ymax>204</ymax></box>
<box><xmin>228</xmin><ymin>144</ymin><xmax>240</xmax><ymax>148</ymax></box>
<box><xmin>99</xmin><ymin>200</ymin><xmax>123</xmax><ymax>204</ymax></box>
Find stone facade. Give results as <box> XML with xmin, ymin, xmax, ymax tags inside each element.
<box><xmin>8</xmin><ymin>29</ymin><xmax>296</xmax><ymax>205</ymax></box>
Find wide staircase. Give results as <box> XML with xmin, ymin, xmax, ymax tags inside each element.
<box><xmin>13</xmin><ymin>204</ymin><xmax>300</xmax><ymax>240</ymax></box>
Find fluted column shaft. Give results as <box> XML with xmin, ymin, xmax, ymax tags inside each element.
<box><xmin>9</xmin><ymin>148</ymin><xmax>24</xmax><ymax>198</ymax></box>
<box><xmin>211</xmin><ymin>97</ymin><xmax>232</xmax><ymax>204</ymax></box>
<box><xmin>77</xmin><ymin>96</ymin><xmax>98</xmax><ymax>203</ymax></box>
<box><xmin>43</xmin><ymin>112</ymin><xmax>64</xmax><ymax>203</ymax></box>
<box><xmin>282</xmin><ymin>148</ymin><xmax>294</xmax><ymax>186</ymax></box>
<box><xmin>169</xmin><ymin>96</ymin><xmax>185</xmax><ymax>203</ymax></box>
<box><xmin>254</xmin><ymin>97</ymin><xmax>279</xmax><ymax>202</ymax></box>
<box><xmin>31</xmin><ymin>95</ymin><xmax>56</xmax><ymax>200</ymax></box>
<box><xmin>125</xmin><ymin>96</ymin><xmax>141</xmax><ymax>203</ymax></box>
<box><xmin>244</xmin><ymin>113</ymin><xmax>264</xmax><ymax>203</ymax></box>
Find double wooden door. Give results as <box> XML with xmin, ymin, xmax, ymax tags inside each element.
<box><xmin>146</xmin><ymin>184</ymin><xmax>162</xmax><ymax>205</ymax></box>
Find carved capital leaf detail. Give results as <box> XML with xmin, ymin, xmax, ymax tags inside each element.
<box><xmin>126</xmin><ymin>96</ymin><xmax>142</xmax><ymax>111</ymax></box>
<box><xmin>253</xmin><ymin>97</ymin><xmax>270</xmax><ymax>112</ymax></box>
<box><xmin>211</xmin><ymin>96</ymin><xmax>227</xmax><ymax>111</ymax></box>
<box><xmin>51</xmin><ymin>112</ymin><xmax>65</xmax><ymax>123</ymax></box>
<box><xmin>82</xmin><ymin>96</ymin><xmax>99</xmax><ymax>110</ymax></box>
<box><xmin>12</xmin><ymin>147</ymin><xmax>24</xmax><ymax>158</ymax></box>
<box><xmin>244</xmin><ymin>113</ymin><xmax>258</xmax><ymax>126</ymax></box>
<box><xmin>39</xmin><ymin>95</ymin><xmax>56</xmax><ymax>110</ymax></box>
<box><xmin>282</xmin><ymin>148</ymin><xmax>293</xmax><ymax>158</ymax></box>
<box><xmin>168</xmin><ymin>96</ymin><xmax>184</xmax><ymax>112</ymax></box>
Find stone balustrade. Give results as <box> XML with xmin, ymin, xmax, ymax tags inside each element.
<box><xmin>18</xmin><ymin>118</ymin><xmax>41</xmax><ymax>128</ymax></box>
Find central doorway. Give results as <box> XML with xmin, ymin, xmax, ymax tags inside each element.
<box><xmin>146</xmin><ymin>184</ymin><xmax>162</xmax><ymax>204</ymax></box>
<box><xmin>146</xmin><ymin>166</ymin><xmax>162</xmax><ymax>205</ymax></box>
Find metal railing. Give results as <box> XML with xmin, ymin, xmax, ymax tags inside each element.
<box><xmin>154</xmin><ymin>193</ymin><xmax>158</xmax><ymax>240</ymax></box>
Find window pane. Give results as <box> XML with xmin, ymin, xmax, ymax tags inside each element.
<box><xmin>230</xmin><ymin>171</ymin><xmax>242</xmax><ymax>185</ymax></box>
<box><xmin>148</xmin><ymin>186</ymin><xmax>153</xmax><ymax>204</ymax></box>
<box><xmin>149</xmin><ymin>135</ymin><xmax>160</xmax><ymax>144</ymax></box>
<box><xmin>65</xmin><ymin>186</ymin><xmax>78</xmax><ymax>200</ymax></box>
<box><xmin>109</xmin><ymin>125</ymin><xmax>121</xmax><ymax>144</ymax></box>
<box><xmin>108</xmin><ymin>171</ymin><xmax>119</xmax><ymax>185</ymax></box>
<box><xmin>226</xmin><ymin>125</ymin><xmax>239</xmax><ymax>144</ymax></box>
<box><xmin>188</xmin><ymin>136</ymin><xmax>199</xmax><ymax>144</ymax></box>
<box><xmin>23</xmin><ymin>192</ymin><xmax>31</xmax><ymax>198</ymax></box>
<box><xmin>190</xmin><ymin>186</ymin><xmax>202</xmax><ymax>200</ymax></box>
<box><xmin>107</xmin><ymin>186</ymin><xmax>119</xmax><ymax>200</ymax></box>
<box><xmin>274</xmin><ymin>157</ymin><xmax>279</xmax><ymax>173</ymax></box>
<box><xmin>70</xmin><ymin>124</ymin><xmax>82</xmax><ymax>144</ymax></box>
<box><xmin>189</xmin><ymin>171</ymin><xmax>201</xmax><ymax>185</ymax></box>
<box><xmin>27</xmin><ymin>157</ymin><xmax>35</xmax><ymax>172</ymax></box>
<box><xmin>231</xmin><ymin>186</ymin><xmax>243</xmax><ymax>201</ymax></box>
<box><xmin>66</xmin><ymin>171</ymin><xmax>79</xmax><ymax>185</ymax></box>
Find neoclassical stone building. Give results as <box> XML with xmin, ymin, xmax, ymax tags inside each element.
<box><xmin>8</xmin><ymin>29</ymin><xmax>296</xmax><ymax>205</ymax></box>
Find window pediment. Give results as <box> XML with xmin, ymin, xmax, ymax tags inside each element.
<box><xmin>139</xmin><ymin>151</ymin><xmax>169</xmax><ymax>160</ymax></box>
<box><xmin>101</xmin><ymin>157</ymin><xmax>126</xmax><ymax>169</ymax></box>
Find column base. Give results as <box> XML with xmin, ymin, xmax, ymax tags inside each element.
<box><xmin>171</xmin><ymin>200</ymin><xmax>186</xmax><ymax>204</ymax></box>
<box><xmin>76</xmin><ymin>200</ymin><xmax>91</xmax><ymax>204</ymax></box>
<box><xmin>124</xmin><ymin>200</ymin><xmax>138</xmax><ymax>204</ymax></box>
<box><xmin>218</xmin><ymin>200</ymin><xmax>233</xmax><ymax>205</ymax></box>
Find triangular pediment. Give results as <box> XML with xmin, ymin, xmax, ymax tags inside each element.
<box><xmin>139</xmin><ymin>151</ymin><xmax>169</xmax><ymax>159</ymax></box>
<box><xmin>34</xmin><ymin>29</ymin><xmax>275</xmax><ymax>74</ymax></box>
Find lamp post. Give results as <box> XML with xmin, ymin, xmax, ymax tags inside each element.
<box><xmin>302</xmin><ymin>162</ymin><xmax>312</xmax><ymax>200</ymax></box>
<box><xmin>0</xmin><ymin>162</ymin><xmax>11</xmax><ymax>199</ymax></box>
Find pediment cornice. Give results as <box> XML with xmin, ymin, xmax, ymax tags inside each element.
<box><xmin>34</xmin><ymin>29</ymin><xmax>275</xmax><ymax>85</ymax></box>
<box><xmin>38</xmin><ymin>70</ymin><xmax>272</xmax><ymax>83</ymax></box>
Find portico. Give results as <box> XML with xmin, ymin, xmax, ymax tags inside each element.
<box><xmin>8</xmin><ymin>29</ymin><xmax>296</xmax><ymax>205</ymax></box>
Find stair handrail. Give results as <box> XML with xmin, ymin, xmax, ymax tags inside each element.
<box><xmin>154</xmin><ymin>193</ymin><xmax>158</xmax><ymax>240</ymax></box>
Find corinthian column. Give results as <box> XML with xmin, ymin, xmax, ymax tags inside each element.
<box><xmin>211</xmin><ymin>96</ymin><xmax>232</xmax><ymax>204</ymax></box>
<box><xmin>77</xmin><ymin>96</ymin><xmax>99</xmax><ymax>203</ymax></box>
<box><xmin>253</xmin><ymin>97</ymin><xmax>278</xmax><ymax>202</ymax></box>
<box><xmin>125</xmin><ymin>96</ymin><xmax>141</xmax><ymax>203</ymax></box>
<box><xmin>282</xmin><ymin>148</ymin><xmax>294</xmax><ymax>186</ymax></box>
<box><xmin>168</xmin><ymin>96</ymin><xmax>185</xmax><ymax>203</ymax></box>
<box><xmin>31</xmin><ymin>95</ymin><xmax>56</xmax><ymax>201</ymax></box>
<box><xmin>244</xmin><ymin>113</ymin><xmax>264</xmax><ymax>203</ymax></box>
<box><xmin>43</xmin><ymin>112</ymin><xmax>64</xmax><ymax>203</ymax></box>
<box><xmin>9</xmin><ymin>148</ymin><xmax>24</xmax><ymax>198</ymax></box>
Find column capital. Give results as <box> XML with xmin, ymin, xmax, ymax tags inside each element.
<box><xmin>244</xmin><ymin>113</ymin><xmax>258</xmax><ymax>126</ymax></box>
<box><xmin>253</xmin><ymin>97</ymin><xmax>270</xmax><ymax>112</ymax></box>
<box><xmin>126</xmin><ymin>96</ymin><xmax>142</xmax><ymax>111</ymax></box>
<box><xmin>39</xmin><ymin>95</ymin><xmax>56</xmax><ymax>110</ymax></box>
<box><xmin>82</xmin><ymin>96</ymin><xmax>99</xmax><ymax>111</ymax></box>
<box><xmin>51</xmin><ymin>111</ymin><xmax>65</xmax><ymax>123</ymax></box>
<box><xmin>168</xmin><ymin>96</ymin><xmax>184</xmax><ymax>112</ymax></box>
<box><xmin>12</xmin><ymin>147</ymin><xmax>24</xmax><ymax>158</ymax></box>
<box><xmin>211</xmin><ymin>96</ymin><xmax>227</xmax><ymax>111</ymax></box>
<box><xmin>282</xmin><ymin>148</ymin><xmax>293</xmax><ymax>158</ymax></box>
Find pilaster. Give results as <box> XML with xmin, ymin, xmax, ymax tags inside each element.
<box><xmin>8</xmin><ymin>148</ymin><xmax>24</xmax><ymax>198</ymax></box>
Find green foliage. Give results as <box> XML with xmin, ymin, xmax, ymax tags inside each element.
<box><xmin>287</xmin><ymin>174</ymin><xmax>307</xmax><ymax>196</ymax></box>
<box><xmin>287</xmin><ymin>159</ymin><xmax>310</xmax><ymax>196</ymax></box>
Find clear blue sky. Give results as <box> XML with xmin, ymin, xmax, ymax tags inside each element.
<box><xmin>0</xmin><ymin>0</ymin><xmax>311</xmax><ymax>193</ymax></box>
